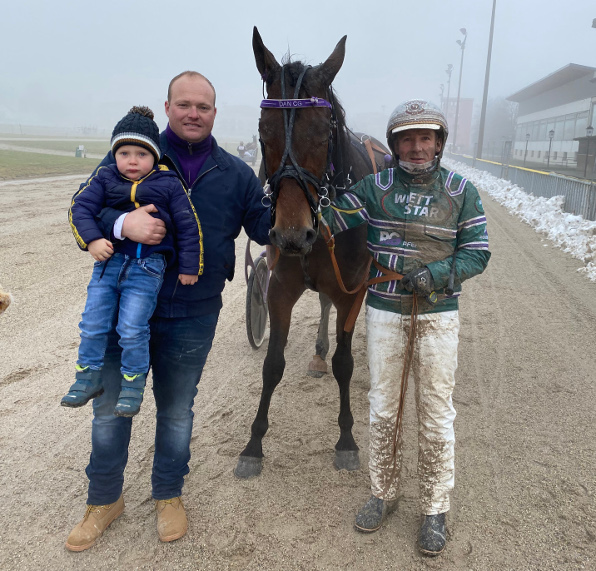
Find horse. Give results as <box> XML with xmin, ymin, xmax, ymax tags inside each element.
<box><xmin>235</xmin><ymin>27</ymin><xmax>390</xmax><ymax>479</ymax></box>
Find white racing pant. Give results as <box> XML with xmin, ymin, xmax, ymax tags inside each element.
<box><xmin>366</xmin><ymin>306</ymin><xmax>460</xmax><ymax>515</ymax></box>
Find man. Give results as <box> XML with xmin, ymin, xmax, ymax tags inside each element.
<box><xmin>64</xmin><ymin>71</ymin><xmax>270</xmax><ymax>551</ymax></box>
<box><xmin>331</xmin><ymin>100</ymin><xmax>490</xmax><ymax>556</ymax></box>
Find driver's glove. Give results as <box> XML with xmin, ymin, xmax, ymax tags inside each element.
<box><xmin>398</xmin><ymin>267</ymin><xmax>434</xmax><ymax>296</ymax></box>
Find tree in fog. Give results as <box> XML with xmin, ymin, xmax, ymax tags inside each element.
<box><xmin>472</xmin><ymin>97</ymin><xmax>518</xmax><ymax>160</ymax></box>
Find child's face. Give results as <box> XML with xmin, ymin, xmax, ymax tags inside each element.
<box><xmin>115</xmin><ymin>145</ymin><xmax>155</xmax><ymax>180</ymax></box>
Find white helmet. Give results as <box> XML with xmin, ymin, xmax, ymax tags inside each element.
<box><xmin>386</xmin><ymin>99</ymin><xmax>448</xmax><ymax>158</ymax></box>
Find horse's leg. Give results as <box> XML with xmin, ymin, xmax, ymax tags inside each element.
<box><xmin>331</xmin><ymin>301</ymin><xmax>360</xmax><ymax>471</ymax></box>
<box><xmin>235</xmin><ymin>270</ymin><xmax>303</xmax><ymax>479</ymax></box>
<box><xmin>307</xmin><ymin>292</ymin><xmax>332</xmax><ymax>378</ymax></box>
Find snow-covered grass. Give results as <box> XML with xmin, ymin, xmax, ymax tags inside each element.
<box><xmin>443</xmin><ymin>159</ymin><xmax>596</xmax><ymax>283</ymax></box>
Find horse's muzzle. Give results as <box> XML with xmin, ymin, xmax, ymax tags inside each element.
<box><xmin>269</xmin><ymin>226</ymin><xmax>317</xmax><ymax>256</ymax></box>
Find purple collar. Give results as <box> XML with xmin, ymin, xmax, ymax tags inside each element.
<box><xmin>165</xmin><ymin>125</ymin><xmax>213</xmax><ymax>187</ymax></box>
<box><xmin>260</xmin><ymin>97</ymin><xmax>332</xmax><ymax>109</ymax></box>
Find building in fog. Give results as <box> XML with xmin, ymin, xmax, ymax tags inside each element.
<box><xmin>443</xmin><ymin>97</ymin><xmax>474</xmax><ymax>153</ymax></box>
<box><xmin>507</xmin><ymin>64</ymin><xmax>596</xmax><ymax>172</ymax></box>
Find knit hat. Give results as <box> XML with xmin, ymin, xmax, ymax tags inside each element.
<box><xmin>111</xmin><ymin>106</ymin><xmax>161</xmax><ymax>164</ymax></box>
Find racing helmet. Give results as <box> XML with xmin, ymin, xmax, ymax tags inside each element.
<box><xmin>386</xmin><ymin>99</ymin><xmax>449</xmax><ymax>159</ymax></box>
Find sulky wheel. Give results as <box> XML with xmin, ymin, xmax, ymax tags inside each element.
<box><xmin>246</xmin><ymin>255</ymin><xmax>269</xmax><ymax>349</ymax></box>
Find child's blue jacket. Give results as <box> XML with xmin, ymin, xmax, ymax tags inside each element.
<box><xmin>69</xmin><ymin>163</ymin><xmax>203</xmax><ymax>276</ymax></box>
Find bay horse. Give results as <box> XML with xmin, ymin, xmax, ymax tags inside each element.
<box><xmin>235</xmin><ymin>27</ymin><xmax>390</xmax><ymax>479</ymax></box>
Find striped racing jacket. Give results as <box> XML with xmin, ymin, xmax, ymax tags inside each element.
<box><xmin>329</xmin><ymin>165</ymin><xmax>490</xmax><ymax>314</ymax></box>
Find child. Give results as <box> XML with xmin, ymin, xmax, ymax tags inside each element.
<box><xmin>61</xmin><ymin>106</ymin><xmax>203</xmax><ymax>417</ymax></box>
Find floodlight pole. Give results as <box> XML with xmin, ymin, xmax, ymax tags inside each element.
<box><xmin>452</xmin><ymin>28</ymin><xmax>467</xmax><ymax>150</ymax></box>
<box><xmin>445</xmin><ymin>64</ymin><xmax>453</xmax><ymax>116</ymax></box>
<box><xmin>476</xmin><ymin>0</ymin><xmax>497</xmax><ymax>160</ymax></box>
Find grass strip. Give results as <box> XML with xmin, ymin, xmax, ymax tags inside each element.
<box><xmin>0</xmin><ymin>150</ymin><xmax>96</xmax><ymax>181</ymax></box>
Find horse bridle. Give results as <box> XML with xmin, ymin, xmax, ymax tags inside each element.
<box><xmin>259</xmin><ymin>65</ymin><xmax>341</xmax><ymax>230</ymax></box>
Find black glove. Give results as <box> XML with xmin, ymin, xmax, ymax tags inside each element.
<box><xmin>399</xmin><ymin>267</ymin><xmax>434</xmax><ymax>296</ymax></box>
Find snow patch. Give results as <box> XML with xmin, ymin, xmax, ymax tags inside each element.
<box><xmin>443</xmin><ymin>159</ymin><xmax>596</xmax><ymax>283</ymax></box>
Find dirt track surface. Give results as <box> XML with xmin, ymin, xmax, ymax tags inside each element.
<box><xmin>0</xmin><ymin>177</ymin><xmax>595</xmax><ymax>570</ymax></box>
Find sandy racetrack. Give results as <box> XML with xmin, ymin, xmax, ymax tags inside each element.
<box><xmin>0</xmin><ymin>176</ymin><xmax>595</xmax><ymax>570</ymax></box>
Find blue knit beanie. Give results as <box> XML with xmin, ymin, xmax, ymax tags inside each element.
<box><xmin>111</xmin><ymin>106</ymin><xmax>161</xmax><ymax>164</ymax></box>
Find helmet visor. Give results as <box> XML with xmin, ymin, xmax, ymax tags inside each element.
<box><xmin>391</xmin><ymin>123</ymin><xmax>441</xmax><ymax>135</ymax></box>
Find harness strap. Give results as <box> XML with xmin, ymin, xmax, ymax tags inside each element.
<box><xmin>319</xmin><ymin>218</ymin><xmax>406</xmax><ymax>333</ymax></box>
<box><xmin>343</xmin><ymin>259</ymin><xmax>404</xmax><ymax>333</ymax></box>
<box><xmin>266</xmin><ymin>244</ymin><xmax>280</xmax><ymax>271</ymax></box>
<box><xmin>363</xmin><ymin>138</ymin><xmax>378</xmax><ymax>175</ymax></box>
<box><xmin>319</xmin><ymin>220</ymin><xmax>367</xmax><ymax>295</ymax></box>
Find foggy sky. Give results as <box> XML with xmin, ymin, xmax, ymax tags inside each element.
<box><xmin>2</xmin><ymin>0</ymin><xmax>595</xmax><ymax>139</ymax></box>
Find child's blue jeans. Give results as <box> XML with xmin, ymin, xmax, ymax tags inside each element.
<box><xmin>78</xmin><ymin>252</ymin><xmax>165</xmax><ymax>375</ymax></box>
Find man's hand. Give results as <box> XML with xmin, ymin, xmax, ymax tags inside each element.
<box><xmin>399</xmin><ymin>267</ymin><xmax>434</xmax><ymax>296</ymax></box>
<box><xmin>179</xmin><ymin>274</ymin><xmax>198</xmax><ymax>285</ymax></box>
<box><xmin>122</xmin><ymin>204</ymin><xmax>166</xmax><ymax>245</ymax></box>
<box><xmin>88</xmin><ymin>239</ymin><xmax>114</xmax><ymax>262</ymax></box>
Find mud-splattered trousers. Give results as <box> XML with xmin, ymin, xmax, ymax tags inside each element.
<box><xmin>330</xmin><ymin>165</ymin><xmax>490</xmax><ymax>515</ymax></box>
<box><xmin>366</xmin><ymin>306</ymin><xmax>460</xmax><ymax>514</ymax></box>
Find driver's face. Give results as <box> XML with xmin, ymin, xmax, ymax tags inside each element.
<box><xmin>394</xmin><ymin>129</ymin><xmax>441</xmax><ymax>163</ymax></box>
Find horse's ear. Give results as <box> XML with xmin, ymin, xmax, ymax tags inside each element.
<box><xmin>316</xmin><ymin>36</ymin><xmax>347</xmax><ymax>85</ymax></box>
<box><xmin>253</xmin><ymin>27</ymin><xmax>280</xmax><ymax>81</ymax></box>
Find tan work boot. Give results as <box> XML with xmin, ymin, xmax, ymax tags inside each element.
<box><xmin>65</xmin><ymin>495</ymin><xmax>124</xmax><ymax>552</ymax></box>
<box><xmin>156</xmin><ymin>497</ymin><xmax>187</xmax><ymax>542</ymax></box>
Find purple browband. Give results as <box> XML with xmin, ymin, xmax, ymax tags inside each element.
<box><xmin>261</xmin><ymin>97</ymin><xmax>332</xmax><ymax>109</ymax></box>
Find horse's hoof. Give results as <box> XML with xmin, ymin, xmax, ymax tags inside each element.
<box><xmin>234</xmin><ymin>456</ymin><xmax>263</xmax><ymax>479</ymax></box>
<box><xmin>334</xmin><ymin>450</ymin><xmax>360</xmax><ymax>471</ymax></box>
<box><xmin>307</xmin><ymin>355</ymin><xmax>328</xmax><ymax>378</ymax></box>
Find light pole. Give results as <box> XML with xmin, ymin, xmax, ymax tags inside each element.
<box><xmin>476</xmin><ymin>0</ymin><xmax>497</xmax><ymax>160</ymax></box>
<box><xmin>523</xmin><ymin>132</ymin><xmax>530</xmax><ymax>166</ymax></box>
<box><xmin>547</xmin><ymin>129</ymin><xmax>554</xmax><ymax>169</ymax></box>
<box><xmin>444</xmin><ymin>64</ymin><xmax>453</xmax><ymax>116</ymax></box>
<box><xmin>452</xmin><ymin>28</ymin><xmax>467</xmax><ymax>150</ymax></box>
<box><xmin>439</xmin><ymin>83</ymin><xmax>444</xmax><ymax>110</ymax></box>
<box><xmin>584</xmin><ymin>125</ymin><xmax>594</xmax><ymax>178</ymax></box>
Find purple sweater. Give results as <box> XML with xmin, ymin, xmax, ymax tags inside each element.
<box><xmin>165</xmin><ymin>125</ymin><xmax>213</xmax><ymax>187</ymax></box>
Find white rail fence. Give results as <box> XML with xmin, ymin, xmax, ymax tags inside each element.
<box><xmin>446</xmin><ymin>153</ymin><xmax>596</xmax><ymax>221</ymax></box>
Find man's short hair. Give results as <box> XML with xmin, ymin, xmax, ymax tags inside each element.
<box><xmin>167</xmin><ymin>71</ymin><xmax>216</xmax><ymax>105</ymax></box>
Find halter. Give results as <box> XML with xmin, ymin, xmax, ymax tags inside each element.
<box><xmin>259</xmin><ymin>65</ymin><xmax>338</xmax><ymax>229</ymax></box>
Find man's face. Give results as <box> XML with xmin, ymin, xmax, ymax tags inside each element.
<box><xmin>114</xmin><ymin>145</ymin><xmax>154</xmax><ymax>180</ymax></box>
<box><xmin>394</xmin><ymin>128</ymin><xmax>441</xmax><ymax>164</ymax></box>
<box><xmin>165</xmin><ymin>76</ymin><xmax>217</xmax><ymax>143</ymax></box>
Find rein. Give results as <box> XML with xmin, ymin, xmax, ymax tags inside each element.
<box><xmin>320</xmin><ymin>211</ymin><xmax>419</xmax><ymax>496</ymax></box>
<box><xmin>381</xmin><ymin>294</ymin><xmax>419</xmax><ymax>498</ymax></box>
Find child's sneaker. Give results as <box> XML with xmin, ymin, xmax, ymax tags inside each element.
<box><xmin>61</xmin><ymin>365</ymin><xmax>104</xmax><ymax>407</ymax></box>
<box><xmin>114</xmin><ymin>373</ymin><xmax>147</xmax><ymax>417</ymax></box>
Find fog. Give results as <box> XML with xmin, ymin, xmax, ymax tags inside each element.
<box><xmin>2</xmin><ymin>0</ymin><xmax>595</xmax><ymax>141</ymax></box>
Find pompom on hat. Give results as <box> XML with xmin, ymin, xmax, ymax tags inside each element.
<box><xmin>111</xmin><ymin>106</ymin><xmax>161</xmax><ymax>164</ymax></box>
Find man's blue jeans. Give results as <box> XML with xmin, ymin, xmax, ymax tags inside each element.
<box><xmin>78</xmin><ymin>253</ymin><xmax>165</xmax><ymax>375</ymax></box>
<box><xmin>85</xmin><ymin>311</ymin><xmax>220</xmax><ymax>504</ymax></box>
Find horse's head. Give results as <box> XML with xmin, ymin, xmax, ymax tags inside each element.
<box><xmin>253</xmin><ymin>27</ymin><xmax>346</xmax><ymax>256</ymax></box>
